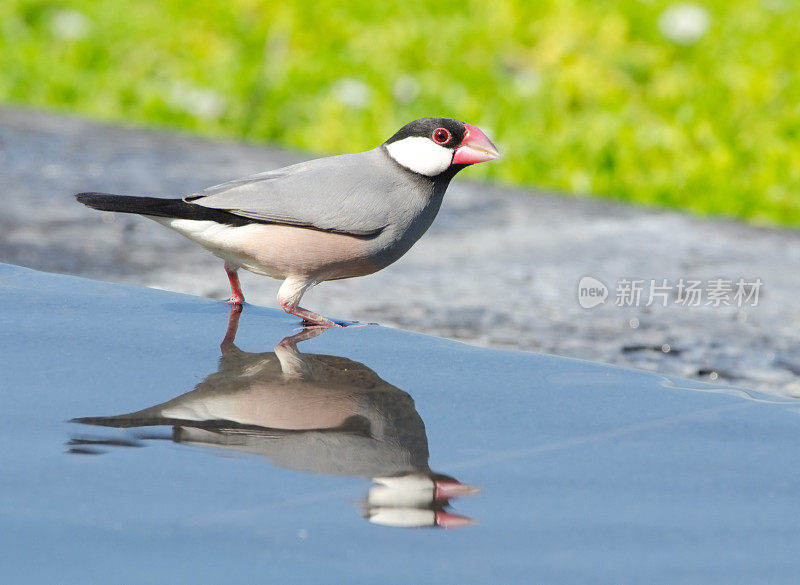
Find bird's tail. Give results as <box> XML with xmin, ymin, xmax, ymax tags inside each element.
<box><xmin>75</xmin><ymin>192</ymin><xmax>250</xmax><ymax>225</ymax></box>
<box><xmin>76</xmin><ymin>192</ymin><xmax>195</xmax><ymax>219</ymax></box>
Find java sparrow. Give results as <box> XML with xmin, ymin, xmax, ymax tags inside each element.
<box><xmin>76</xmin><ymin>118</ymin><xmax>500</xmax><ymax>326</ymax></box>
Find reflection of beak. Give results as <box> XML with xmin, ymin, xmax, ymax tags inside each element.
<box><xmin>434</xmin><ymin>510</ymin><xmax>476</xmax><ymax>529</ymax></box>
<box><xmin>434</xmin><ymin>479</ymin><xmax>481</xmax><ymax>501</ymax></box>
<box><xmin>452</xmin><ymin>124</ymin><xmax>501</xmax><ymax>165</ymax></box>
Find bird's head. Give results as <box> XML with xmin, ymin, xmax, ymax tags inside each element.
<box><xmin>383</xmin><ymin>117</ymin><xmax>500</xmax><ymax>178</ymax></box>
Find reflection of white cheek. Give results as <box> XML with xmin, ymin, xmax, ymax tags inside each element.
<box><xmin>385</xmin><ymin>137</ymin><xmax>453</xmax><ymax>176</ymax></box>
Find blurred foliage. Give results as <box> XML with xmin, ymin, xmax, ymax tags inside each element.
<box><xmin>1</xmin><ymin>0</ymin><xmax>798</xmax><ymax>224</ymax></box>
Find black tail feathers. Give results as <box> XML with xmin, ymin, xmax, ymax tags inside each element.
<box><xmin>76</xmin><ymin>193</ymin><xmax>186</xmax><ymax>217</ymax></box>
<box><xmin>75</xmin><ymin>192</ymin><xmax>251</xmax><ymax>226</ymax></box>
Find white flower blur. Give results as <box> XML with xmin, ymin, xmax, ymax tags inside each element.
<box><xmin>168</xmin><ymin>83</ymin><xmax>226</xmax><ymax>120</ymax></box>
<box><xmin>658</xmin><ymin>3</ymin><xmax>711</xmax><ymax>45</ymax></box>
<box><xmin>393</xmin><ymin>76</ymin><xmax>420</xmax><ymax>104</ymax></box>
<box><xmin>49</xmin><ymin>9</ymin><xmax>91</xmax><ymax>41</ymax></box>
<box><xmin>332</xmin><ymin>78</ymin><xmax>371</xmax><ymax>109</ymax></box>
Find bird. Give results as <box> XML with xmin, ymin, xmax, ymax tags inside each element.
<box><xmin>71</xmin><ymin>305</ymin><xmax>478</xmax><ymax>528</ymax></box>
<box><xmin>76</xmin><ymin>117</ymin><xmax>500</xmax><ymax>326</ymax></box>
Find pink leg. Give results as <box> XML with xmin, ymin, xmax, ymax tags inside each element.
<box><xmin>224</xmin><ymin>263</ymin><xmax>245</xmax><ymax>305</ymax></box>
<box><xmin>279</xmin><ymin>300</ymin><xmax>338</xmax><ymax>328</ymax></box>
<box><xmin>277</xmin><ymin>276</ymin><xmax>338</xmax><ymax>328</ymax></box>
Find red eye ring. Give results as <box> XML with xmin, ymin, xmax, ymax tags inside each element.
<box><xmin>431</xmin><ymin>127</ymin><xmax>451</xmax><ymax>145</ymax></box>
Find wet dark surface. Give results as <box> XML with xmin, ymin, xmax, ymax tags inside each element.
<box><xmin>3</xmin><ymin>263</ymin><xmax>800</xmax><ymax>583</ymax></box>
<box><xmin>1</xmin><ymin>108</ymin><xmax>799</xmax><ymax>393</ymax></box>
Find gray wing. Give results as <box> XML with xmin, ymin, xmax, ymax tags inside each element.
<box><xmin>184</xmin><ymin>149</ymin><xmax>398</xmax><ymax>237</ymax></box>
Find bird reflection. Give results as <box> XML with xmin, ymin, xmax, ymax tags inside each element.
<box><xmin>70</xmin><ymin>305</ymin><xmax>478</xmax><ymax>529</ymax></box>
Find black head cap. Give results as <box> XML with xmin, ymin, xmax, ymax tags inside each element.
<box><xmin>384</xmin><ymin>117</ymin><xmax>467</xmax><ymax>149</ymax></box>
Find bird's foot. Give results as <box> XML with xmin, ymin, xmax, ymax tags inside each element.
<box><xmin>281</xmin><ymin>299</ymin><xmax>377</xmax><ymax>328</ymax></box>
<box><xmin>300</xmin><ymin>318</ymin><xmax>339</xmax><ymax>328</ymax></box>
<box><xmin>284</xmin><ymin>304</ymin><xmax>337</xmax><ymax>328</ymax></box>
<box><xmin>299</xmin><ymin>317</ymin><xmax>378</xmax><ymax>328</ymax></box>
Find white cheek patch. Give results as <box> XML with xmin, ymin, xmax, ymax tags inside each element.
<box><xmin>385</xmin><ymin>136</ymin><xmax>453</xmax><ymax>176</ymax></box>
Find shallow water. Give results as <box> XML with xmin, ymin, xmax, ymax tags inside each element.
<box><xmin>2</xmin><ymin>263</ymin><xmax>800</xmax><ymax>584</ymax></box>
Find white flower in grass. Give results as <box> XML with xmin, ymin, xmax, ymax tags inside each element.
<box><xmin>393</xmin><ymin>76</ymin><xmax>420</xmax><ymax>104</ymax></box>
<box><xmin>658</xmin><ymin>3</ymin><xmax>711</xmax><ymax>45</ymax></box>
<box><xmin>49</xmin><ymin>9</ymin><xmax>91</xmax><ymax>40</ymax></box>
<box><xmin>764</xmin><ymin>0</ymin><xmax>791</xmax><ymax>13</ymax></box>
<box><xmin>513</xmin><ymin>69</ymin><xmax>542</xmax><ymax>96</ymax></box>
<box><xmin>332</xmin><ymin>78</ymin><xmax>371</xmax><ymax>109</ymax></box>
<box><xmin>168</xmin><ymin>82</ymin><xmax>226</xmax><ymax>120</ymax></box>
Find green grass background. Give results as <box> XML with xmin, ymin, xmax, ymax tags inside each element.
<box><xmin>1</xmin><ymin>0</ymin><xmax>798</xmax><ymax>224</ymax></box>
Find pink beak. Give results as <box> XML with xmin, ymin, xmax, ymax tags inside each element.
<box><xmin>452</xmin><ymin>124</ymin><xmax>501</xmax><ymax>165</ymax></box>
<box><xmin>434</xmin><ymin>479</ymin><xmax>481</xmax><ymax>501</ymax></box>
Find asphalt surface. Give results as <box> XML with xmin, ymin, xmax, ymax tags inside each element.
<box><xmin>2</xmin><ymin>107</ymin><xmax>798</xmax><ymax>394</ymax></box>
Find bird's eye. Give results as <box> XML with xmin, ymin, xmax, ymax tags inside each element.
<box><xmin>431</xmin><ymin>128</ymin><xmax>451</xmax><ymax>145</ymax></box>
